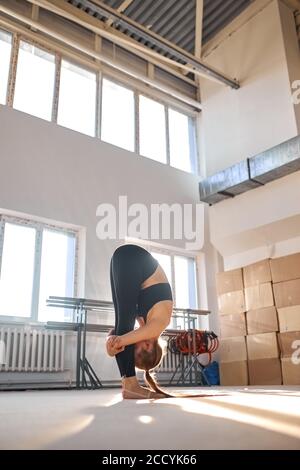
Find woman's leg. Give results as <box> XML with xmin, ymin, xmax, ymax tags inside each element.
<box><xmin>110</xmin><ymin>253</ymin><xmax>139</xmax><ymax>378</ymax></box>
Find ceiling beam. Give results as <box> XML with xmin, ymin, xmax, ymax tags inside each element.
<box><xmin>70</xmin><ymin>0</ymin><xmax>240</xmax><ymax>88</ymax></box>
<box><xmin>106</xmin><ymin>0</ymin><xmax>134</xmax><ymax>26</ymax></box>
<box><xmin>195</xmin><ymin>0</ymin><xmax>204</xmax><ymax>59</ymax></box>
<box><xmin>23</xmin><ymin>0</ymin><xmax>197</xmax><ymax>87</ymax></box>
<box><xmin>23</xmin><ymin>0</ymin><xmax>238</xmax><ymax>88</ymax></box>
<box><xmin>194</xmin><ymin>0</ymin><xmax>204</xmax><ymax>100</ymax></box>
<box><xmin>0</xmin><ymin>3</ymin><xmax>202</xmax><ymax>110</ymax></box>
<box><xmin>31</xmin><ymin>4</ymin><xmax>39</xmax><ymax>21</ymax></box>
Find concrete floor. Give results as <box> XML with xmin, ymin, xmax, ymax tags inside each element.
<box><xmin>1</xmin><ymin>386</ymin><xmax>300</xmax><ymax>450</ymax></box>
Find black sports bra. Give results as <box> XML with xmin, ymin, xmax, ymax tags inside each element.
<box><xmin>137</xmin><ymin>283</ymin><xmax>173</xmax><ymax>318</ymax></box>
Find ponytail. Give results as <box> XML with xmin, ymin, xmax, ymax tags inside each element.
<box><xmin>135</xmin><ymin>339</ymin><xmax>213</xmax><ymax>399</ymax></box>
<box><xmin>144</xmin><ymin>370</ymin><xmax>173</xmax><ymax>398</ymax></box>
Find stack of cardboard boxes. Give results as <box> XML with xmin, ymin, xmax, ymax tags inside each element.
<box><xmin>271</xmin><ymin>254</ymin><xmax>300</xmax><ymax>385</ymax></box>
<box><xmin>218</xmin><ymin>255</ymin><xmax>300</xmax><ymax>386</ymax></box>
<box><xmin>217</xmin><ymin>268</ymin><xmax>248</xmax><ymax>386</ymax></box>
<box><xmin>244</xmin><ymin>260</ymin><xmax>281</xmax><ymax>385</ymax></box>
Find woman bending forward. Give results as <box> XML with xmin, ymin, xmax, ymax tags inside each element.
<box><xmin>106</xmin><ymin>244</ymin><xmax>173</xmax><ymax>399</ymax></box>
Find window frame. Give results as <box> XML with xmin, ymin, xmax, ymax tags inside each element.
<box><xmin>138</xmin><ymin>92</ymin><xmax>168</xmax><ymax>165</ymax></box>
<box><xmin>137</xmin><ymin>89</ymin><xmax>199</xmax><ymax>173</ymax></box>
<box><xmin>12</xmin><ymin>36</ymin><xmax>57</xmax><ymax>120</ymax></box>
<box><xmin>0</xmin><ymin>27</ymin><xmax>13</xmax><ymax>106</ymax></box>
<box><xmin>0</xmin><ymin>214</ymin><xmax>79</xmax><ymax>324</ymax></box>
<box><xmin>168</xmin><ymin>105</ymin><xmax>199</xmax><ymax>174</ymax></box>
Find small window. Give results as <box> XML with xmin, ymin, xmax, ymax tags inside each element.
<box><xmin>0</xmin><ymin>30</ymin><xmax>12</xmax><ymax>105</ymax></box>
<box><xmin>0</xmin><ymin>216</ymin><xmax>78</xmax><ymax>323</ymax></box>
<box><xmin>57</xmin><ymin>60</ymin><xmax>97</xmax><ymax>136</ymax></box>
<box><xmin>13</xmin><ymin>41</ymin><xmax>56</xmax><ymax>121</ymax></box>
<box><xmin>169</xmin><ymin>108</ymin><xmax>197</xmax><ymax>173</ymax></box>
<box><xmin>139</xmin><ymin>95</ymin><xmax>167</xmax><ymax>164</ymax></box>
<box><xmin>101</xmin><ymin>78</ymin><xmax>135</xmax><ymax>152</ymax></box>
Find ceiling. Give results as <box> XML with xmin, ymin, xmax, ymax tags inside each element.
<box><xmin>68</xmin><ymin>0</ymin><xmax>253</xmax><ymax>56</ymax></box>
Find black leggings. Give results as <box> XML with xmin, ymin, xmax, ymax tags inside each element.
<box><xmin>110</xmin><ymin>244</ymin><xmax>158</xmax><ymax>378</ymax></box>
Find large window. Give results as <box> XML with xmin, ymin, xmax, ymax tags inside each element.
<box><xmin>14</xmin><ymin>41</ymin><xmax>56</xmax><ymax>121</ymax></box>
<box><xmin>101</xmin><ymin>78</ymin><xmax>135</xmax><ymax>152</ymax></box>
<box><xmin>0</xmin><ymin>216</ymin><xmax>77</xmax><ymax>323</ymax></box>
<box><xmin>0</xmin><ymin>30</ymin><xmax>199</xmax><ymax>174</ymax></box>
<box><xmin>57</xmin><ymin>60</ymin><xmax>97</xmax><ymax>136</ymax></box>
<box><xmin>150</xmin><ymin>249</ymin><xmax>198</xmax><ymax>329</ymax></box>
<box><xmin>0</xmin><ymin>30</ymin><xmax>12</xmax><ymax>105</ymax></box>
<box><xmin>139</xmin><ymin>95</ymin><xmax>167</xmax><ymax>164</ymax></box>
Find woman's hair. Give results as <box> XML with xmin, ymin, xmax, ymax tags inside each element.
<box><xmin>134</xmin><ymin>339</ymin><xmax>220</xmax><ymax>400</ymax></box>
<box><xmin>135</xmin><ymin>339</ymin><xmax>173</xmax><ymax>397</ymax></box>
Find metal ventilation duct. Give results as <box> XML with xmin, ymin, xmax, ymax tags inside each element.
<box><xmin>199</xmin><ymin>161</ymin><xmax>261</xmax><ymax>205</ymax></box>
<box><xmin>199</xmin><ymin>135</ymin><xmax>300</xmax><ymax>205</ymax></box>
<box><xmin>249</xmin><ymin>135</ymin><xmax>300</xmax><ymax>184</ymax></box>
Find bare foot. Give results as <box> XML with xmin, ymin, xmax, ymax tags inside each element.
<box><xmin>122</xmin><ymin>387</ymin><xmax>166</xmax><ymax>400</ymax></box>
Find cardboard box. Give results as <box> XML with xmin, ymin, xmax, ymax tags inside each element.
<box><xmin>248</xmin><ymin>358</ymin><xmax>282</xmax><ymax>385</ymax></box>
<box><xmin>277</xmin><ymin>305</ymin><xmax>300</xmax><ymax>332</ymax></box>
<box><xmin>246</xmin><ymin>306</ymin><xmax>278</xmax><ymax>335</ymax></box>
<box><xmin>244</xmin><ymin>282</ymin><xmax>274</xmax><ymax>311</ymax></box>
<box><xmin>220</xmin><ymin>361</ymin><xmax>248</xmax><ymax>386</ymax></box>
<box><xmin>218</xmin><ymin>290</ymin><xmax>246</xmax><ymax>315</ymax></box>
<box><xmin>219</xmin><ymin>313</ymin><xmax>247</xmax><ymax>338</ymax></box>
<box><xmin>219</xmin><ymin>336</ymin><xmax>247</xmax><ymax>363</ymax></box>
<box><xmin>246</xmin><ymin>332</ymin><xmax>279</xmax><ymax>360</ymax></box>
<box><xmin>243</xmin><ymin>259</ymin><xmax>271</xmax><ymax>287</ymax></box>
<box><xmin>281</xmin><ymin>357</ymin><xmax>300</xmax><ymax>385</ymax></box>
<box><xmin>278</xmin><ymin>331</ymin><xmax>300</xmax><ymax>357</ymax></box>
<box><xmin>273</xmin><ymin>279</ymin><xmax>300</xmax><ymax>308</ymax></box>
<box><xmin>270</xmin><ymin>253</ymin><xmax>300</xmax><ymax>283</ymax></box>
<box><xmin>216</xmin><ymin>269</ymin><xmax>244</xmax><ymax>295</ymax></box>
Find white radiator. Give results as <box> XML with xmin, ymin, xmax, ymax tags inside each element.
<box><xmin>0</xmin><ymin>328</ymin><xmax>65</xmax><ymax>372</ymax></box>
<box><xmin>159</xmin><ymin>350</ymin><xmax>189</xmax><ymax>373</ymax></box>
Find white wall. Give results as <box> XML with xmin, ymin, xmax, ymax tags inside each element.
<box><xmin>279</xmin><ymin>1</ymin><xmax>300</xmax><ymax>131</ymax></box>
<box><xmin>0</xmin><ymin>104</ymin><xmax>206</xmax><ymax>381</ymax></box>
<box><xmin>209</xmin><ymin>170</ymin><xmax>300</xmax><ymax>270</ymax></box>
<box><xmin>197</xmin><ymin>0</ymin><xmax>300</xmax><ymax>340</ymax></box>
<box><xmin>203</xmin><ymin>0</ymin><xmax>300</xmax><ymax>271</ymax></box>
<box><xmin>200</xmin><ymin>0</ymin><xmax>298</xmax><ymax>176</ymax></box>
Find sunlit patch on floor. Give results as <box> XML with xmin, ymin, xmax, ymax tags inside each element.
<box><xmin>138</xmin><ymin>415</ymin><xmax>153</xmax><ymax>424</ymax></box>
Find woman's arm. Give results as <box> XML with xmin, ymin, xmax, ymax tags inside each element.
<box><xmin>112</xmin><ymin>318</ymin><xmax>166</xmax><ymax>347</ymax></box>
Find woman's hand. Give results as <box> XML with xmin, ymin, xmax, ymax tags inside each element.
<box><xmin>106</xmin><ymin>335</ymin><xmax>125</xmax><ymax>357</ymax></box>
<box><xmin>109</xmin><ymin>335</ymin><xmax>124</xmax><ymax>349</ymax></box>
